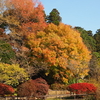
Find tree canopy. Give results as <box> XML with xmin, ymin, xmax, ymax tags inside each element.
<box><xmin>26</xmin><ymin>23</ymin><xmax>91</xmax><ymax>84</ymax></box>
<box><xmin>0</xmin><ymin>0</ymin><xmax>96</xmax><ymax>87</ymax></box>
<box><xmin>46</xmin><ymin>8</ymin><xmax>62</xmax><ymax>25</ymax></box>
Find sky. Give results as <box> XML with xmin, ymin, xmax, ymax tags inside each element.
<box><xmin>40</xmin><ymin>0</ymin><xmax>100</xmax><ymax>34</ymax></box>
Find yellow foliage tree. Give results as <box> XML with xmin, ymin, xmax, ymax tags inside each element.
<box><xmin>0</xmin><ymin>63</ymin><xmax>29</xmax><ymax>87</ymax></box>
<box><xmin>26</xmin><ymin>23</ymin><xmax>91</xmax><ymax>84</ymax></box>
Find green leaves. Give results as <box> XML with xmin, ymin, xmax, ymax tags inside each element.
<box><xmin>0</xmin><ymin>40</ymin><xmax>15</xmax><ymax>64</ymax></box>
<box><xmin>74</xmin><ymin>27</ymin><xmax>96</xmax><ymax>52</ymax></box>
<box><xmin>46</xmin><ymin>8</ymin><xmax>62</xmax><ymax>25</ymax></box>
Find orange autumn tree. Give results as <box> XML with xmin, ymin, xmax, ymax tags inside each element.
<box><xmin>0</xmin><ymin>0</ymin><xmax>48</xmax><ymax>75</ymax></box>
<box><xmin>3</xmin><ymin>0</ymin><xmax>47</xmax><ymax>33</ymax></box>
<box><xmin>27</xmin><ymin>23</ymin><xmax>91</xmax><ymax>84</ymax></box>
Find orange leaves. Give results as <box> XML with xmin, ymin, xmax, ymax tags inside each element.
<box><xmin>57</xmin><ymin>57</ymin><xmax>67</xmax><ymax>69</ymax></box>
<box><xmin>7</xmin><ymin>0</ymin><xmax>35</xmax><ymax>18</ymax></box>
<box><xmin>42</xmin><ymin>48</ymin><xmax>57</xmax><ymax>66</ymax></box>
<box><xmin>3</xmin><ymin>0</ymin><xmax>92</xmax><ymax>84</ymax></box>
<box><xmin>27</xmin><ymin>23</ymin><xmax>91</xmax><ymax>83</ymax></box>
<box><xmin>6</xmin><ymin>0</ymin><xmax>47</xmax><ymax>33</ymax></box>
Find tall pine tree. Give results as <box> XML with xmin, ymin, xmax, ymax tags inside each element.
<box><xmin>46</xmin><ymin>8</ymin><xmax>62</xmax><ymax>25</ymax></box>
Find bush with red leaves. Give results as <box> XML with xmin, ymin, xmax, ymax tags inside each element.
<box><xmin>0</xmin><ymin>83</ymin><xmax>15</xmax><ymax>96</ymax></box>
<box><xmin>67</xmin><ymin>83</ymin><xmax>96</xmax><ymax>94</ymax></box>
<box><xmin>34</xmin><ymin>78</ymin><xmax>49</xmax><ymax>97</ymax></box>
<box><xmin>17</xmin><ymin>79</ymin><xmax>36</xmax><ymax>97</ymax></box>
<box><xmin>17</xmin><ymin>78</ymin><xmax>49</xmax><ymax>97</ymax></box>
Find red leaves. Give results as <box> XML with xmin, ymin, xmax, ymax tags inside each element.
<box><xmin>17</xmin><ymin>79</ymin><xmax>36</xmax><ymax>97</ymax></box>
<box><xmin>34</xmin><ymin>78</ymin><xmax>49</xmax><ymax>96</ymax></box>
<box><xmin>67</xmin><ymin>83</ymin><xmax>97</xmax><ymax>94</ymax></box>
<box><xmin>0</xmin><ymin>83</ymin><xmax>15</xmax><ymax>96</ymax></box>
<box><xmin>17</xmin><ymin>78</ymin><xmax>49</xmax><ymax>97</ymax></box>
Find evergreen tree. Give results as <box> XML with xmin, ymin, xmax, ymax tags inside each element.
<box><xmin>46</xmin><ymin>8</ymin><xmax>62</xmax><ymax>25</ymax></box>
<box><xmin>74</xmin><ymin>27</ymin><xmax>96</xmax><ymax>52</ymax></box>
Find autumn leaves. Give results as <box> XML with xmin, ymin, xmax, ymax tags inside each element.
<box><xmin>26</xmin><ymin>23</ymin><xmax>91</xmax><ymax>83</ymax></box>
<box><xmin>0</xmin><ymin>0</ymin><xmax>91</xmax><ymax>85</ymax></box>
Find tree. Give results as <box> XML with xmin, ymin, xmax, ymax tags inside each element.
<box><xmin>0</xmin><ymin>0</ymin><xmax>47</xmax><ymax>35</ymax></box>
<box><xmin>26</xmin><ymin>23</ymin><xmax>91</xmax><ymax>84</ymax></box>
<box><xmin>94</xmin><ymin>29</ymin><xmax>100</xmax><ymax>52</ymax></box>
<box><xmin>0</xmin><ymin>63</ymin><xmax>29</xmax><ymax>87</ymax></box>
<box><xmin>74</xmin><ymin>27</ymin><xmax>96</xmax><ymax>52</ymax></box>
<box><xmin>46</xmin><ymin>8</ymin><xmax>62</xmax><ymax>25</ymax></box>
<box><xmin>0</xmin><ymin>40</ymin><xmax>15</xmax><ymax>64</ymax></box>
<box><xmin>89</xmin><ymin>52</ymin><xmax>100</xmax><ymax>81</ymax></box>
<box><xmin>0</xmin><ymin>0</ymin><xmax>48</xmax><ymax>77</ymax></box>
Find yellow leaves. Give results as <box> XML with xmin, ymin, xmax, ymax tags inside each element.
<box><xmin>27</xmin><ymin>33</ymin><xmax>35</xmax><ymax>40</ymax></box>
<box><xmin>79</xmin><ymin>68</ymin><xmax>89</xmax><ymax>78</ymax></box>
<box><xmin>28</xmin><ymin>39</ymin><xmax>40</xmax><ymax>48</ymax></box>
<box><xmin>57</xmin><ymin>57</ymin><xmax>67</xmax><ymax>69</ymax></box>
<box><xmin>32</xmin><ymin>47</ymin><xmax>42</xmax><ymax>58</ymax></box>
<box><xmin>44</xmin><ymin>23</ymin><xmax>58</xmax><ymax>33</ymax></box>
<box><xmin>61</xmin><ymin>53</ymin><xmax>68</xmax><ymax>58</ymax></box>
<box><xmin>0</xmin><ymin>63</ymin><xmax>29</xmax><ymax>86</ymax></box>
<box><xmin>37</xmin><ymin>31</ymin><xmax>46</xmax><ymax>38</ymax></box>
<box><xmin>26</xmin><ymin>23</ymin><xmax>91</xmax><ymax>82</ymax></box>
<box><xmin>27</xmin><ymin>34</ymin><xmax>41</xmax><ymax>48</ymax></box>
<box><xmin>62</xmin><ymin>77</ymin><xmax>68</xmax><ymax>84</ymax></box>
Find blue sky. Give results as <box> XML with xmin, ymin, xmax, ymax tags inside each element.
<box><xmin>40</xmin><ymin>0</ymin><xmax>100</xmax><ymax>34</ymax></box>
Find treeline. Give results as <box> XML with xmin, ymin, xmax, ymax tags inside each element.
<box><xmin>0</xmin><ymin>0</ymin><xmax>99</xmax><ymax>89</ymax></box>
<box><xmin>74</xmin><ymin>27</ymin><xmax>100</xmax><ymax>82</ymax></box>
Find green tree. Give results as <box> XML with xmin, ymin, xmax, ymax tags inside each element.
<box><xmin>74</xmin><ymin>27</ymin><xmax>96</xmax><ymax>52</ymax></box>
<box><xmin>46</xmin><ymin>8</ymin><xmax>62</xmax><ymax>25</ymax></box>
<box><xmin>0</xmin><ymin>40</ymin><xmax>15</xmax><ymax>64</ymax></box>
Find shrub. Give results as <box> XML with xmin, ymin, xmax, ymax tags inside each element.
<box><xmin>17</xmin><ymin>79</ymin><xmax>36</xmax><ymax>97</ymax></box>
<box><xmin>34</xmin><ymin>78</ymin><xmax>49</xmax><ymax>97</ymax></box>
<box><xmin>67</xmin><ymin>83</ymin><xmax>96</xmax><ymax>94</ymax></box>
<box><xmin>0</xmin><ymin>83</ymin><xmax>15</xmax><ymax>96</ymax></box>
<box><xmin>17</xmin><ymin>78</ymin><xmax>49</xmax><ymax>97</ymax></box>
<box><xmin>50</xmin><ymin>83</ymin><xmax>67</xmax><ymax>90</ymax></box>
<box><xmin>0</xmin><ymin>63</ymin><xmax>29</xmax><ymax>87</ymax></box>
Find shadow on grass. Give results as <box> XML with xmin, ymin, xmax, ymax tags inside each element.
<box><xmin>61</xmin><ymin>95</ymin><xmax>84</xmax><ymax>99</ymax></box>
<box><xmin>62</xmin><ymin>96</ymin><xmax>74</xmax><ymax>99</ymax></box>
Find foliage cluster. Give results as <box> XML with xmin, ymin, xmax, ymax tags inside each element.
<box><xmin>67</xmin><ymin>83</ymin><xmax>96</xmax><ymax>94</ymax></box>
<box><xmin>0</xmin><ymin>40</ymin><xmax>15</xmax><ymax>64</ymax></box>
<box><xmin>17</xmin><ymin>78</ymin><xmax>49</xmax><ymax>98</ymax></box>
<box><xmin>46</xmin><ymin>8</ymin><xmax>62</xmax><ymax>25</ymax></box>
<box><xmin>0</xmin><ymin>0</ymin><xmax>99</xmax><ymax>95</ymax></box>
<box><xmin>0</xmin><ymin>63</ymin><xmax>29</xmax><ymax>87</ymax></box>
<box><xmin>0</xmin><ymin>83</ymin><xmax>14</xmax><ymax>96</ymax></box>
<box><xmin>50</xmin><ymin>83</ymin><xmax>67</xmax><ymax>90</ymax></box>
<box><xmin>74</xmin><ymin>27</ymin><xmax>96</xmax><ymax>52</ymax></box>
<box><xmin>27</xmin><ymin>23</ymin><xmax>91</xmax><ymax>84</ymax></box>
